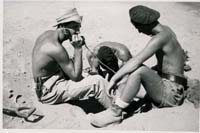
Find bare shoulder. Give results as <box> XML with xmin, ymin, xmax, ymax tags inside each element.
<box><xmin>46</xmin><ymin>42</ymin><xmax>67</xmax><ymax>58</ymax></box>
<box><xmin>156</xmin><ymin>25</ymin><xmax>177</xmax><ymax>42</ymax></box>
<box><xmin>149</xmin><ymin>30</ymin><xmax>172</xmax><ymax>47</ymax></box>
<box><xmin>97</xmin><ymin>41</ymin><xmax>132</xmax><ymax>61</ymax></box>
<box><xmin>35</xmin><ymin>30</ymin><xmax>65</xmax><ymax>55</ymax></box>
<box><xmin>98</xmin><ymin>41</ymin><xmax>126</xmax><ymax>47</ymax></box>
<box><xmin>96</xmin><ymin>41</ymin><xmax>129</xmax><ymax>52</ymax></box>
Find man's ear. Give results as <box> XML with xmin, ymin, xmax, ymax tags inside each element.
<box><xmin>58</xmin><ymin>24</ymin><xmax>63</xmax><ymax>28</ymax></box>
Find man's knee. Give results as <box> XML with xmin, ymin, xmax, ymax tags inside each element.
<box><xmin>89</xmin><ymin>74</ymin><xmax>102</xmax><ymax>79</ymax></box>
<box><xmin>91</xmin><ymin>75</ymin><xmax>108</xmax><ymax>85</ymax></box>
<box><xmin>89</xmin><ymin>75</ymin><xmax>111</xmax><ymax>104</ymax></box>
<box><xmin>85</xmin><ymin>75</ymin><xmax>107</xmax><ymax>86</ymax></box>
<box><xmin>86</xmin><ymin>50</ymin><xmax>93</xmax><ymax>59</ymax></box>
<box><xmin>129</xmin><ymin>65</ymin><xmax>149</xmax><ymax>77</ymax></box>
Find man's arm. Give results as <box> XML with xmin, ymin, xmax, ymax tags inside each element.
<box><xmin>50</xmin><ymin>43</ymin><xmax>83</xmax><ymax>82</ymax></box>
<box><xmin>95</xmin><ymin>41</ymin><xmax>132</xmax><ymax>65</ymax></box>
<box><xmin>117</xmin><ymin>51</ymin><xmax>132</xmax><ymax>62</ymax></box>
<box><xmin>111</xmin><ymin>33</ymin><xmax>168</xmax><ymax>83</ymax></box>
<box><xmin>115</xmin><ymin>46</ymin><xmax>132</xmax><ymax>67</ymax></box>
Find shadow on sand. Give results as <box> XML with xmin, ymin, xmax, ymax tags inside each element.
<box><xmin>68</xmin><ymin>97</ymin><xmax>153</xmax><ymax>119</ymax></box>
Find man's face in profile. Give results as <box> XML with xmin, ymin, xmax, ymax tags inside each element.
<box><xmin>131</xmin><ymin>20</ymin><xmax>153</xmax><ymax>35</ymax></box>
<box><xmin>63</xmin><ymin>22</ymin><xmax>81</xmax><ymax>34</ymax></box>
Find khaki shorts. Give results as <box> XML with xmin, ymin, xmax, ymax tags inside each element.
<box><xmin>157</xmin><ymin>78</ymin><xmax>185</xmax><ymax>108</ymax></box>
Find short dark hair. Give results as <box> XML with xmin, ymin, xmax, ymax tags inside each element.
<box><xmin>97</xmin><ymin>46</ymin><xmax>119</xmax><ymax>74</ymax></box>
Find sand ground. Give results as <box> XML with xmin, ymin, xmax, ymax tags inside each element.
<box><xmin>2</xmin><ymin>1</ymin><xmax>200</xmax><ymax>131</ymax></box>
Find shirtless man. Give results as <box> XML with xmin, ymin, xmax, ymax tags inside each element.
<box><xmin>32</xmin><ymin>8</ymin><xmax>112</xmax><ymax>108</ymax></box>
<box><xmin>86</xmin><ymin>41</ymin><xmax>132</xmax><ymax>81</ymax></box>
<box><xmin>88</xmin><ymin>5</ymin><xmax>187</xmax><ymax>127</ymax></box>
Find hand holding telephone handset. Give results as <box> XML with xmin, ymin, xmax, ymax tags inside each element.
<box><xmin>70</xmin><ymin>34</ymin><xmax>85</xmax><ymax>48</ymax></box>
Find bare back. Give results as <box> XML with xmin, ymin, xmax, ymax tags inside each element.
<box><xmin>95</xmin><ymin>41</ymin><xmax>132</xmax><ymax>62</ymax></box>
<box><xmin>32</xmin><ymin>30</ymin><xmax>60</xmax><ymax>78</ymax></box>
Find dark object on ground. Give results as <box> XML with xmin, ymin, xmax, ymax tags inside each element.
<box><xmin>3</xmin><ymin>106</ymin><xmax>44</xmax><ymax>122</ymax></box>
<box><xmin>3</xmin><ymin>106</ymin><xmax>36</xmax><ymax>119</ymax></box>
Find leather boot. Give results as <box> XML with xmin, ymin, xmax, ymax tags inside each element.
<box><xmin>88</xmin><ymin>103</ymin><xmax>125</xmax><ymax>128</ymax></box>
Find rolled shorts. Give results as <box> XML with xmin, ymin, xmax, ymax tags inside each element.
<box><xmin>157</xmin><ymin>78</ymin><xmax>185</xmax><ymax>108</ymax></box>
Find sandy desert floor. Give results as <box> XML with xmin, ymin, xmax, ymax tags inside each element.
<box><xmin>2</xmin><ymin>1</ymin><xmax>200</xmax><ymax>132</ymax></box>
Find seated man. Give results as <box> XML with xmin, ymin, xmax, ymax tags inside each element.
<box><xmin>88</xmin><ymin>5</ymin><xmax>187</xmax><ymax>127</ymax></box>
<box><xmin>32</xmin><ymin>8</ymin><xmax>112</xmax><ymax>109</ymax></box>
<box><xmin>86</xmin><ymin>41</ymin><xmax>132</xmax><ymax>81</ymax></box>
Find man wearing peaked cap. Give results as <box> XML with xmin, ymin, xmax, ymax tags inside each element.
<box><xmin>129</xmin><ymin>5</ymin><xmax>160</xmax><ymax>24</ymax></box>
<box><xmin>32</xmin><ymin>8</ymin><xmax>112</xmax><ymax>109</ymax></box>
<box><xmin>89</xmin><ymin>5</ymin><xmax>187</xmax><ymax>128</ymax></box>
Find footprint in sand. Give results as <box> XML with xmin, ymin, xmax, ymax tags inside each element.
<box><xmin>15</xmin><ymin>94</ymin><xmax>22</xmax><ymax>103</ymax></box>
<box><xmin>8</xmin><ymin>90</ymin><xmax>14</xmax><ymax>99</ymax></box>
<box><xmin>8</xmin><ymin>90</ymin><xmax>27</xmax><ymax>106</ymax></box>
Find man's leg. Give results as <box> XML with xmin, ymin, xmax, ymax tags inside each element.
<box><xmin>116</xmin><ymin>73</ymin><xmax>146</xmax><ymax>99</ymax></box>
<box><xmin>89</xmin><ymin>65</ymin><xmax>165</xmax><ymax>127</ymax></box>
<box><xmin>119</xmin><ymin>65</ymin><xmax>164</xmax><ymax>104</ymax></box>
<box><xmin>59</xmin><ymin>75</ymin><xmax>112</xmax><ymax>108</ymax></box>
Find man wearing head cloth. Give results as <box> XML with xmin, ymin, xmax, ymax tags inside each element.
<box><xmin>32</xmin><ymin>8</ymin><xmax>112</xmax><ymax>108</ymax></box>
<box><xmin>88</xmin><ymin>5</ymin><xmax>187</xmax><ymax>127</ymax></box>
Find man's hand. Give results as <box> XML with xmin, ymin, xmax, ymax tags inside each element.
<box><xmin>71</xmin><ymin>34</ymin><xmax>85</xmax><ymax>48</ymax></box>
<box><xmin>83</xmin><ymin>67</ymin><xmax>98</xmax><ymax>75</ymax></box>
<box><xmin>106</xmin><ymin>79</ymin><xmax>116</xmax><ymax>97</ymax></box>
<box><xmin>80</xmin><ymin>36</ymin><xmax>86</xmax><ymax>45</ymax></box>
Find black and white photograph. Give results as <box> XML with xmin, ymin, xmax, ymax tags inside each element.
<box><xmin>2</xmin><ymin>0</ymin><xmax>200</xmax><ymax>131</ymax></box>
